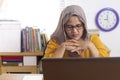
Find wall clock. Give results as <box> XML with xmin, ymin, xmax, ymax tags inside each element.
<box><xmin>95</xmin><ymin>7</ymin><xmax>119</xmax><ymax>32</ymax></box>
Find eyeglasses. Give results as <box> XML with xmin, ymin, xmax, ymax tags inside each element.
<box><xmin>65</xmin><ymin>24</ymin><xmax>83</xmax><ymax>31</ymax></box>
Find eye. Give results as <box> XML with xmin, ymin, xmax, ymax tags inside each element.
<box><xmin>65</xmin><ymin>25</ymin><xmax>73</xmax><ymax>28</ymax></box>
<box><xmin>76</xmin><ymin>24</ymin><xmax>83</xmax><ymax>27</ymax></box>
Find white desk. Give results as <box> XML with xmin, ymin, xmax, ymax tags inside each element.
<box><xmin>0</xmin><ymin>74</ymin><xmax>43</xmax><ymax>80</ymax></box>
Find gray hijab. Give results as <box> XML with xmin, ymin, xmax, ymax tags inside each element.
<box><xmin>51</xmin><ymin>5</ymin><xmax>88</xmax><ymax>45</ymax></box>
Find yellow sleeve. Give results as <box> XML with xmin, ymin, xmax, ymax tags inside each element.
<box><xmin>43</xmin><ymin>38</ymin><xmax>59</xmax><ymax>58</ymax></box>
<box><xmin>90</xmin><ymin>34</ymin><xmax>109</xmax><ymax>57</ymax></box>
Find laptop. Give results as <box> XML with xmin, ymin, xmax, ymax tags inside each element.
<box><xmin>42</xmin><ymin>57</ymin><xmax>120</xmax><ymax>80</ymax></box>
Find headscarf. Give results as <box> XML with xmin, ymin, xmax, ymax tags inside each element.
<box><xmin>51</xmin><ymin>5</ymin><xmax>88</xmax><ymax>45</ymax></box>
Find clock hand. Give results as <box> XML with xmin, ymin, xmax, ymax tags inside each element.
<box><xmin>104</xmin><ymin>14</ymin><xmax>109</xmax><ymax>21</ymax></box>
<box><xmin>106</xmin><ymin>15</ymin><xmax>108</xmax><ymax>20</ymax></box>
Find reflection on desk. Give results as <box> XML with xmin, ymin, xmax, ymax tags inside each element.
<box><xmin>0</xmin><ymin>74</ymin><xmax>43</xmax><ymax>80</ymax></box>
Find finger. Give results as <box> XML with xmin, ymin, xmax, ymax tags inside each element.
<box><xmin>65</xmin><ymin>42</ymin><xmax>78</xmax><ymax>46</ymax></box>
<box><xmin>66</xmin><ymin>39</ymin><xmax>78</xmax><ymax>43</ymax></box>
<box><xmin>66</xmin><ymin>46</ymin><xmax>76</xmax><ymax>50</ymax></box>
<box><xmin>71</xmin><ymin>47</ymin><xmax>81</xmax><ymax>52</ymax></box>
<box><xmin>77</xmin><ymin>50</ymin><xmax>83</xmax><ymax>55</ymax></box>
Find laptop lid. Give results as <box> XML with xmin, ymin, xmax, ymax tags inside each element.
<box><xmin>42</xmin><ymin>57</ymin><xmax>120</xmax><ymax>80</ymax></box>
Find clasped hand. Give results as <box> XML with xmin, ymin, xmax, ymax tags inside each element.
<box><xmin>62</xmin><ymin>39</ymin><xmax>89</xmax><ymax>55</ymax></box>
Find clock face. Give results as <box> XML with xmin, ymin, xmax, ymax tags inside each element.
<box><xmin>95</xmin><ymin>7</ymin><xmax>119</xmax><ymax>32</ymax></box>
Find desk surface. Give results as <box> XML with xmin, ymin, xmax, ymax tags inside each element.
<box><xmin>0</xmin><ymin>74</ymin><xmax>43</xmax><ymax>80</ymax></box>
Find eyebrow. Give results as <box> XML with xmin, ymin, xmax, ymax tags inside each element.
<box><xmin>65</xmin><ymin>23</ymin><xmax>83</xmax><ymax>26</ymax></box>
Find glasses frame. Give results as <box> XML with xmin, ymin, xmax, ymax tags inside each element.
<box><xmin>65</xmin><ymin>23</ymin><xmax>84</xmax><ymax>31</ymax></box>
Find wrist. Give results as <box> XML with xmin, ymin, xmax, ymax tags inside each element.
<box><xmin>60</xmin><ymin>43</ymin><xmax>66</xmax><ymax>49</ymax></box>
<box><xmin>87</xmin><ymin>41</ymin><xmax>93</xmax><ymax>49</ymax></box>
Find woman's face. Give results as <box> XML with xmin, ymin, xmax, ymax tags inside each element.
<box><xmin>65</xmin><ymin>16</ymin><xmax>84</xmax><ymax>40</ymax></box>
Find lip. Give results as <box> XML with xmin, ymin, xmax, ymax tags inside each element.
<box><xmin>72</xmin><ymin>34</ymin><xmax>78</xmax><ymax>37</ymax></box>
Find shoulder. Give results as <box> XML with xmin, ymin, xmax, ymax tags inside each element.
<box><xmin>49</xmin><ymin>38</ymin><xmax>57</xmax><ymax>43</ymax></box>
<box><xmin>89</xmin><ymin>34</ymin><xmax>99</xmax><ymax>41</ymax></box>
<box><xmin>48</xmin><ymin>38</ymin><xmax>59</xmax><ymax>46</ymax></box>
<box><xmin>89</xmin><ymin>34</ymin><xmax>104</xmax><ymax>47</ymax></box>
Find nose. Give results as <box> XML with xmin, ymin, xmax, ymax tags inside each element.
<box><xmin>72</xmin><ymin>27</ymin><xmax>78</xmax><ymax>32</ymax></box>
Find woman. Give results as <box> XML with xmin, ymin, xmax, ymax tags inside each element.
<box><xmin>44</xmin><ymin>5</ymin><xmax>109</xmax><ymax>58</ymax></box>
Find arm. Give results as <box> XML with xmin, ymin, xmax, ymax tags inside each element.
<box><xmin>90</xmin><ymin>34</ymin><xmax>109</xmax><ymax>57</ymax></box>
<box><xmin>44</xmin><ymin>38</ymin><xmax>78</xmax><ymax>58</ymax></box>
<box><xmin>54</xmin><ymin>43</ymin><xmax>66</xmax><ymax>58</ymax></box>
<box><xmin>67</xmin><ymin>34</ymin><xmax>109</xmax><ymax>57</ymax></box>
<box><xmin>87</xmin><ymin>41</ymin><xmax>99</xmax><ymax>57</ymax></box>
<box><xmin>67</xmin><ymin>39</ymin><xmax>99</xmax><ymax>57</ymax></box>
<box><xmin>44</xmin><ymin>38</ymin><xmax>67</xmax><ymax>58</ymax></box>
<box><xmin>44</xmin><ymin>38</ymin><xmax>59</xmax><ymax>58</ymax></box>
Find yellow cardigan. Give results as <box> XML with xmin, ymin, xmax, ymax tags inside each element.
<box><xmin>44</xmin><ymin>34</ymin><xmax>109</xmax><ymax>58</ymax></box>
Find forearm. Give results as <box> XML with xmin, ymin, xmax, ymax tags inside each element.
<box><xmin>54</xmin><ymin>44</ymin><xmax>66</xmax><ymax>58</ymax></box>
<box><xmin>88</xmin><ymin>42</ymin><xmax>99</xmax><ymax>57</ymax></box>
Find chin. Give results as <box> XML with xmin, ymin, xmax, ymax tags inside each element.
<box><xmin>72</xmin><ymin>37</ymin><xmax>80</xmax><ymax>40</ymax></box>
<box><xmin>69</xmin><ymin>36</ymin><xmax>80</xmax><ymax>40</ymax></box>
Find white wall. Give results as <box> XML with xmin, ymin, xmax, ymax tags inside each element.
<box><xmin>0</xmin><ymin>0</ymin><xmax>120</xmax><ymax>56</ymax></box>
<box><xmin>0</xmin><ymin>0</ymin><xmax>61</xmax><ymax>39</ymax></box>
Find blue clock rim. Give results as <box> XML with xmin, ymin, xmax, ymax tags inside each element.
<box><xmin>95</xmin><ymin>7</ymin><xmax>119</xmax><ymax>32</ymax></box>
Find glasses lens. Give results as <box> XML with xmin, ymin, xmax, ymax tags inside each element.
<box><xmin>65</xmin><ymin>24</ymin><xmax>83</xmax><ymax>30</ymax></box>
